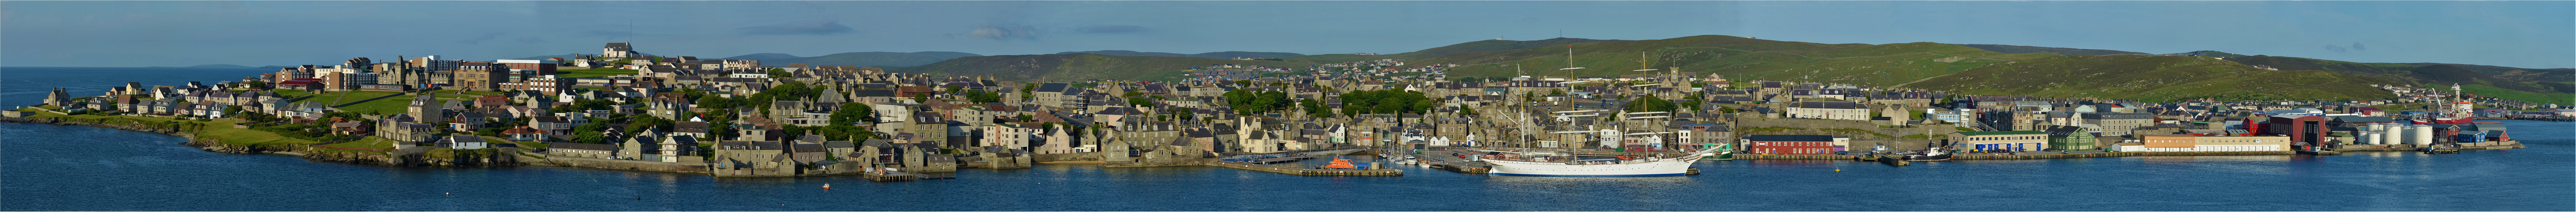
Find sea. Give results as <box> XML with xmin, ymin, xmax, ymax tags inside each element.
<box><xmin>3</xmin><ymin>67</ymin><xmax>2571</xmax><ymax>211</ymax></box>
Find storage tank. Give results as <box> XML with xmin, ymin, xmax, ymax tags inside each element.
<box><xmin>2382</xmin><ymin>125</ymin><xmax>2404</xmax><ymax>145</ymax></box>
<box><xmin>2361</xmin><ymin>134</ymin><xmax>2381</xmax><ymax>145</ymax></box>
<box><xmin>2401</xmin><ymin>125</ymin><xmax>2421</xmax><ymax>145</ymax></box>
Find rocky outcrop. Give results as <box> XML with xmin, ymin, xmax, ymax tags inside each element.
<box><xmin>3</xmin><ymin>116</ymin><xmax>522</xmax><ymax>167</ymax></box>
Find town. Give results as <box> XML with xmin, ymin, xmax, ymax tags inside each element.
<box><xmin>7</xmin><ymin>42</ymin><xmax>2560</xmax><ymax>179</ymax></box>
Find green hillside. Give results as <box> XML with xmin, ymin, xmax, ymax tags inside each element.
<box><xmin>1899</xmin><ymin>55</ymin><xmax>2398</xmax><ymax>102</ymax></box>
<box><xmin>1421</xmin><ymin>35</ymin><xmax>2051</xmax><ymax>86</ymax></box>
<box><xmin>2222</xmin><ymin>55</ymin><xmax>2572</xmax><ymax>104</ymax></box>
<box><xmin>1952</xmin><ymin>44</ymin><xmax>2149</xmax><ymax>55</ymax></box>
<box><xmin>888</xmin><ymin>53</ymin><xmax>1313</xmax><ymax>81</ymax></box>
<box><xmin>1056</xmin><ymin>50</ymin><xmax>1307</xmax><ymax>59</ymax></box>
<box><xmin>755</xmin><ymin>51</ymin><xmax>983</xmax><ymax>67</ymax></box>
<box><xmin>2396</xmin><ymin>63</ymin><xmax>2574</xmax><ymax>83</ymax></box>
<box><xmin>2156</xmin><ymin>50</ymin><xmax>2248</xmax><ymax>58</ymax></box>
<box><xmin>1282</xmin><ymin>37</ymin><xmax>1624</xmax><ymax>63</ymax></box>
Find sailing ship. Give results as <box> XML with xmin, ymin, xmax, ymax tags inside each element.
<box><xmin>1479</xmin><ymin>148</ymin><xmax>1716</xmax><ymax>177</ymax></box>
<box><xmin>1471</xmin><ymin>45</ymin><xmax>1722</xmax><ymax>177</ymax></box>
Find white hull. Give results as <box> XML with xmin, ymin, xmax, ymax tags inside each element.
<box><xmin>1482</xmin><ymin>153</ymin><xmax>1710</xmax><ymax>177</ymax></box>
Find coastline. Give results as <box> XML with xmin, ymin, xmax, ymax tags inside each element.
<box><xmin>0</xmin><ymin>114</ymin><xmax>2536</xmax><ymax>178</ymax></box>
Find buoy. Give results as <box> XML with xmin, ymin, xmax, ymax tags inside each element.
<box><xmin>822</xmin><ymin>183</ymin><xmax>831</xmax><ymax>190</ymax></box>
<box><xmin>444</xmin><ymin>192</ymin><xmax>451</xmax><ymax>195</ymax></box>
<box><xmin>1835</xmin><ymin>169</ymin><xmax>1841</xmax><ymax>172</ymax></box>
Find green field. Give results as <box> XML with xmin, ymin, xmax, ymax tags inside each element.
<box><xmin>554</xmin><ymin>67</ymin><xmax>637</xmax><ymax>78</ymax></box>
<box><xmin>334</xmin><ymin>97</ymin><xmax>415</xmax><ymax>114</ymax></box>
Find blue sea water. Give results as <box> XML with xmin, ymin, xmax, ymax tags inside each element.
<box><xmin>4</xmin><ymin>67</ymin><xmax>2572</xmax><ymax>211</ymax></box>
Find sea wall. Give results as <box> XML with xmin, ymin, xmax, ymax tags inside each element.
<box><xmin>532</xmin><ymin>154</ymin><xmax>710</xmax><ymax>173</ymax></box>
<box><xmin>1032</xmin><ymin>152</ymin><xmax>1107</xmax><ymax>162</ymax></box>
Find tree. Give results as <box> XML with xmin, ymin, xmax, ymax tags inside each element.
<box><xmin>627</xmin><ymin>115</ymin><xmax>673</xmax><ymax>133</ymax></box>
<box><xmin>571</xmin><ymin>119</ymin><xmax>610</xmax><ymax>144</ymax></box>
<box><xmin>828</xmin><ymin>102</ymin><xmax>876</xmax><ymax>126</ymax></box>
<box><xmin>1453</xmin><ymin>77</ymin><xmax>1482</xmax><ymax>83</ymax></box>
<box><xmin>767</xmin><ymin>68</ymin><xmax>792</xmax><ymax>78</ymax></box>
<box><xmin>1127</xmin><ymin>97</ymin><xmax>1155</xmax><ymax>107</ymax></box>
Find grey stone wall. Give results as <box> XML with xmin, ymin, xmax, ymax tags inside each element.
<box><xmin>539</xmin><ymin>155</ymin><xmax>710</xmax><ymax>173</ymax></box>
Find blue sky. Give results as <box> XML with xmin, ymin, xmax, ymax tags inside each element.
<box><xmin>5</xmin><ymin>1</ymin><xmax>2570</xmax><ymax>68</ymax></box>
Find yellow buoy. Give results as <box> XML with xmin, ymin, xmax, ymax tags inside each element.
<box><xmin>1835</xmin><ymin>169</ymin><xmax>1841</xmax><ymax>172</ymax></box>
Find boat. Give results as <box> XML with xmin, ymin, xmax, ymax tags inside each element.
<box><xmin>1898</xmin><ymin>146</ymin><xmax>1952</xmax><ymax>162</ymax></box>
<box><xmin>1478</xmin><ymin>148</ymin><xmax>1717</xmax><ymax>177</ymax></box>
<box><xmin>1315</xmin><ymin>157</ymin><xmax>1362</xmax><ymax>169</ymax></box>
<box><xmin>2414</xmin><ymin>84</ymin><xmax>2478</xmax><ymax>125</ymax></box>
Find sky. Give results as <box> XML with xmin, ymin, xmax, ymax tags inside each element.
<box><xmin>4</xmin><ymin>1</ymin><xmax>2570</xmax><ymax>68</ymax></box>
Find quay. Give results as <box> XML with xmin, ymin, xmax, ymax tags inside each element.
<box><xmin>1109</xmin><ymin>148</ymin><xmax>1402</xmax><ymax>176</ymax></box>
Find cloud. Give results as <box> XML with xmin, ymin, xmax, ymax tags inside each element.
<box><xmin>1074</xmin><ymin>25</ymin><xmax>1146</xmax><ymax>33</ymax></box>
<box><xmin>2323</xmin><ymin>42</ymin><xmax>2368</xmax><ymax>53</ymax></box>
<box><xmin>460</xmin><ymin>32</ymin><xmax>504</xmax><ymax>44</ymax></box>
<box><xmin>736</xmin><ymin>20</ymin><xmax>853</xmax><ymax>35</ymax></box>
<box><xmin>515</xmin><ymin>35</ymin><xmax>545</xmax><ymax>43</ymax></box>
<box><xmin>968</xmin><ymin>25</ymin><xmax>1039</xmax><ymax>41</ymax></box>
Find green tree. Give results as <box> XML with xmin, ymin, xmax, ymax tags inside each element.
<box><xmin>767</xmin><ymin>68</ymin><xmax>792</xmax><ymax>78</ymax></box>
<box><xmin>626</xmin><ymin>115</ymin><xmax>674</xmax><ymax>133</ymax></box>
<box><xmin>571</xmin><ymin>119</ymin><xmax>610</xmax><ymax>144</ymax></box>
<box><xmin>828</xmin><ymin>102</ymin><xmax>876</xmax><ymax>126</ymax></box>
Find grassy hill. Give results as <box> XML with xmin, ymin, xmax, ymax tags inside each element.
<box><xmin>2221</xmin><ymin>55</ymin><xmax>2573</xmax><ymax>104</ymax></box>
<box><xmin>1421</xmin><ymin>35</ymin><xmax>2052</xmax><ymax>86</ymax></box>
<box><xmin>749</xmin><ymin>51</ymin><xmax>984</xmax><ymax>67</ymax></box>
<box><xmin>1898</xmin><ymin>55</ymin><xmax>2398</xmax><ymax>102</ymax></box>
<box><xmin>889</xmin><ymin>53</ymin><xmax>1314</xmax><ymax>81</ymax></box>
<box><xmin>721</xmin><ymin>53</ymin><xmax>803</xmax><ymax>60</ymax></box>
<box><xmin>1056</xmin><ymin>50</ymin><xmax>1307</xmax><ymax>59</ymax></box>
<box><xmin>1951</xmin><ymin>44</ymin><xmax>2148</xmax><ymax>55</ymax></box>
<box><xmin>2396</xmin><ymin>63</ymin><xmax>2574</xmax><ymax>83</ymax></box>
<box><xmin>2155</xmin><ymin>50</ymin><xmax>2247</xmax><ymax>58</ymax></box>
<box><xmin>1281</xmin><ymin>37</ymin><xmax>1625</xmax><ymax>63</ymax></box>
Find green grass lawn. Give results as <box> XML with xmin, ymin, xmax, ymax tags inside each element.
<box><xmin>553</xmin><ymin>67</ymin><xmax>636</xmax><ymax>79</ymax></box>
<box><xmin>300</xmin><ymin>90</ymin><xmax>405</xmax><ymax>105</ymax></box>
<box><xmin>334</xmin><ymin>98</ymin><xmax>414</xmax><ymax>114</ymax></box>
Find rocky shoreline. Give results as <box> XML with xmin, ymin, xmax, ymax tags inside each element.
<box><xmin>2</xmin><ymin>116</ymin><xmax>517</xmax><ymax>167</ymax></box>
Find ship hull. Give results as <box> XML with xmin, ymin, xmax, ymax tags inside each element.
<box><xmin>1482</xmin><ymin>154</ymin><xmax>1705</xmax><ymax>177</ymax></box>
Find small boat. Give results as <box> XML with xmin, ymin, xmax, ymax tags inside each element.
<box><xmin>822</xmin><ymin>184</ymin><xmax>831</xmax><ymax>190</ymax></box>
<box><xmin>1899</xmin><ymin>146</ymin><xmax>1953</xmax><ymax>162</ymax></box>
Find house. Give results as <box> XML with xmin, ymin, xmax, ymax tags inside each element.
<box><xmin>1786</xmin><ymin>101</ymin><xmax>1868</xmax><ymax>120</ymax></box>
<box><xmin>501</xmin><ymin>126</ymin><xmax>544</xmax><ymax>142</ymax></box>
<box><xmin>545</xmin><ymin>142</ymin><xmax>620</xmax><ymax>159</ymax></box>
<box><xmin>2136</xmin><ymin>134</ymin><xmax>2290</xmax><ymax>152</ymax></box>
<box><xmin>1951</xmin><ymin>131</ymin><xmax>2049</xmax><ymax>152</ymax></box>
<box><xmin>1740</xmin><ymin>135</ymin><xmax>1841</xmax><ymax>155</ymax></box>
<box><xmin>439</xmin><ymin>135</ymin><xmax>489</xmax><ymax>150</ymax></box>
<box><xmin>2043</xmin><ymin>126</ymin><xmax>2098</xmax><ymax>151</ymax></box>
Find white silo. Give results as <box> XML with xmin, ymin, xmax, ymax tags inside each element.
<box><xmin>2410</xmin><ymin>126</ymin><xmax>2436</xmax><ymax>145</ymax></box>
<box><xmin>2362</xmin><ymin>133</ymin><xmax>2381</xmax><ymax>145</ymax></box>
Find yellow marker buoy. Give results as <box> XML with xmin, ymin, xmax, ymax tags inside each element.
<box><xmin>1835</xmin><ymin>169</ymin><xmax>1841</xmax><ymax>172</ymax></box>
